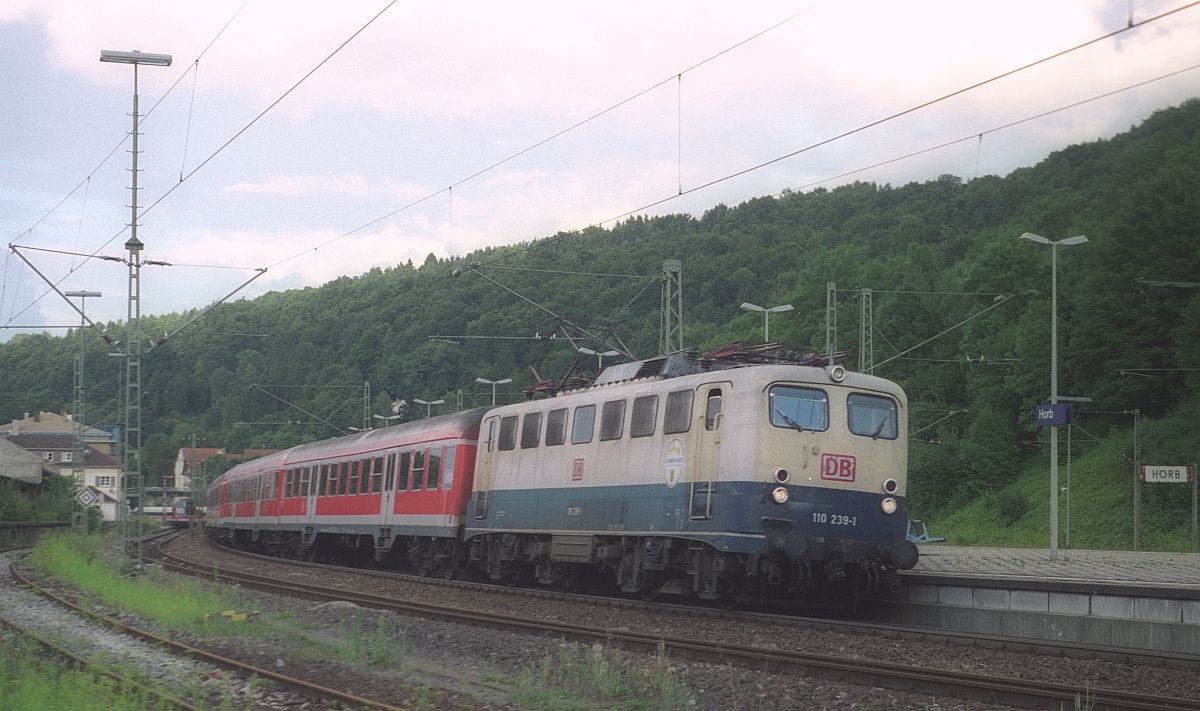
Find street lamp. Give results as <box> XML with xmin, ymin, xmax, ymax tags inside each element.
<box><xmin>1020</xmin><ymin>231</ymin><xmax>1087</xmax><ymax>561</ymax></box>
<box><xmin>740</xmin><ymin>302</ymin><xmax>794</xmax><ymax>341</ymax></box>
<box><xmin>578</xmin><ymin>347</ymin><xmax>619</xmax><ymax>370</ymax></box>
<box><xmin>475</xmin><ymin>377</ymin><xmax>512</xmax><ymax>406</ymax></box>
<box><xmin>373</xmin><ymin>414</ymin><xmax>401</xmax><ymax>427</ymax></box>
<box><xmin>413</xmin><ymin>398</ymin><xmax>444</xmax><ymax>418</ymax></box>
<box><xmin>102</xmin><ymin>48</ymin><xmax>171</xmax><ymax>575</ymax></box>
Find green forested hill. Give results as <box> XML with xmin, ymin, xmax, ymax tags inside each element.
<box><xmin>3</xmin><ymin>100</ymin><xmax>1198</xmax><ymax>533</ymax></box>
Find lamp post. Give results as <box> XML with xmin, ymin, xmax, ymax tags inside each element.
<box><xmin>101</xmin><ymin>48</ymin><xmax>172</xmax><ymax>574</ymax></box>
<box><xmin>475</xmin><ymin>377</ymin><xmax>512</xmax><ymax>406</ymax></box>
<box><xmin>66</xmin><ymin>290</ymin><xmax>101</xmax><ymax>534</ymax></box>
<box><xmin>1020</xmin><ymin>232</ymin><xmax>1087</xmax><ymax>561</ymax></box>
<box><xmin>373</xmin><ymin>414</ymin><xmax>401</xmax><ymax>427</ymax></box>
<box><xmin>413</xmin><ymin>398</ymin><xmax>444</xmax><ymax>418</ymax></box>
<box><xmin>740</xmin><ymin>302</ymin><xmax>794</xmax><ymax>341</ymax></box>
<box><xmin>578</xmin><ymin>347</ymin><xmax>619</xmax><ymax>370</ymax></box>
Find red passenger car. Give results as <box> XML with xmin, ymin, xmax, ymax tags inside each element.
<box><xmin>207</xmin><ymin>408</ymin><xmax>486</xmax><ymax>575</ymax></box>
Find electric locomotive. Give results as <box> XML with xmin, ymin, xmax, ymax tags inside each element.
<box><xmin>464</xmin><ymin>350</ymin><xmax>917</xmax><ymax>604</ymax></box>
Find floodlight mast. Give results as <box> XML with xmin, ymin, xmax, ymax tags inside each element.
<box><xmin>101</xmin><ymin>48</ymin><xmax>172</xmax><ymax>575</ymax></box>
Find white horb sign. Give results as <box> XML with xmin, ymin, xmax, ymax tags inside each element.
<box><xmin>1140</xmin><ymin>465</ymin><xmax>1194</xmax><ymax>483</ymax></box>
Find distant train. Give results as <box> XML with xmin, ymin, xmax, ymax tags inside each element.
<box><xmin>207</xmin><ymin>348</ymin><xmax>917</xmax><ymax>605</ymax></box>
<box><xmin>145</xmin><ymin>500</ymin><xmax>196</xmax><ymax>529</ymax></box>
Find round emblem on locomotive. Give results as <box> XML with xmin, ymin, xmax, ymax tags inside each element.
<box><xmin>664</xmin><ymin>439</ymin><xmax>684</xmax><ymax>487</ymax></box>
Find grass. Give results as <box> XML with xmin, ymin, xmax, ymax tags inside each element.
<box><xmin>0</xmin><ymin>635</ymin><xmax>177</xmax><ymax>711</ymax></box>
<box><xmin>925</xmin><ymin>402</ymin><xmax>1200</xmax><ymax>552</ymax></box>
<box><xmin>27</xmin><ymin>532</ymin><xmax>244</xmax><ymax>630</ymax></box>
<box><xmin>511</xmin><ymin>641</ymin><xmax>691</xmax><ymax>711</ymax></box>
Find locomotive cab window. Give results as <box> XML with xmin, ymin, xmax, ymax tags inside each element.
<box><xmin>847</xmin><ymin>393</ymin><xmax>898</xmax><ymax>440</ymax></box>
<box><xmin>498</xmin><ymin>416</ymin><xmax>518</xmax><ymax>451</ymax></box>
<box><xmin>631</xmin><ymin>395</ymin><xmax>658</xmax><ymax>438</ymax></box>
<box><xmin>663</xmin><ymin>390</ymin><xmax>693</xmax><ymax>434</ymax></box>
<box><xmin>545</xmin><ymin>409</ymin><xmax>567</xmax><ymax>446</ymax></box>
<box><xmin>704</xmin><ymin>390</ymin><xmax>722</xmax><ymax>431</ymax></box>
<box><xmin>769</xmin><ymin>385</ymin><xmax>829</xmax><ymax>432</ymax></box>
<box><xmin>520</xmin><ymin>412</ymin><xmax>542</xmax><ymax>449</ymax></box>
<box><xmin>572</xmin><ymin>405</ymin><xmax>596</xmax><ymax>444</ymax></box>
<box><xmin>600</xmin><ymin>400</ymin><xmax>626</xmax><ymax>441</ymax></box>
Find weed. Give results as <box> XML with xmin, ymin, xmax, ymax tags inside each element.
<box><xmin>512</xmin><ymin>640</ymin><xmax>690</xmax><ymax>711</ymax></box>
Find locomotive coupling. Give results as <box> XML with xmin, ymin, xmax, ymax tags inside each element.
<box><xmin>882</xmin><ymin>540</ymin><xmax>919</xmax><ymax>570</ymax></box>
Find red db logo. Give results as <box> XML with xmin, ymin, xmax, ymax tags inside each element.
<box><xmin>821</xmin><ymin>454</ymin><xmax>856</xmax><ymax>482</ymax></box>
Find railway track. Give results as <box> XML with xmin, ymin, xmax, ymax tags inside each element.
<box><xmin>194</xmin><ymin>536</ymin><xmax>1200</xmax><ymax>671</ymax></box>
<box><xmin>4</xmin><ymin>542</ymin><xmax>405</xmax><ymax>711</ymax></box>
<box><xmin>160</xmin><ymin>538</ymin><xmax>1200</xmax><ymax>711</ymax></box>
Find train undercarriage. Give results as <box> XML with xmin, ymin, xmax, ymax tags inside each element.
<box><xmin>209</xmin><ymin>525</ymin><xmax>898</xmax><ymax>607</ymax></box>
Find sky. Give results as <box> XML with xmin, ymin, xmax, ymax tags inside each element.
<box><xmin>2</xmin><ymin>0</ymin><xmax>1198</xmax><ymax>336</ymax></box>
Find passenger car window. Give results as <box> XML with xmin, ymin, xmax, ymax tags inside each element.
<box><xmin>521</xmin><ymin>412</ymin><xmax>542</xmax><ymax>449</ymax></box>
<box><xmin>411</xmin><ymin>449</ymin><xmax>425</xmax><ymax>490</ymax></box>
<box><xmin>397</xmin><ymin>451</ymin><xmax>411</xmax><ymax>491</ymax></box>
<box><xmin>426</xmin><ymin>448</ymin><xmax>441</xmax><ymax>489</ymax></box>
<box><xmin>769</xmin><ymin>385</ymin><xmax>829</xmax><ymax>432</ymax></box>
<box><xmin>572</xmin><ymin>405</ymin><xmax>596</xmax><ymax>444</ymax></box>
<box><xmin>631</xmin><ymin>395</ymin><xmax>658</xmax><ymax>438</ymax></box>
<box><xmin>848</xmin><ymin>393</ymin><xmax>898</xmax><ymax>440</ymax></box>
<box><xmin>441</xmin><ymin>446</ymin><xmax>456</xmax><ymax>489</ymax></box>
<box><xmin>600</xmin><ymin>400</ymin><xmax>626</xmax><ymax>441</ymax></box>
<box><xmin>498</xmin><ymin>416</ymin><xmax>518</xmax><ymax>451</ymax></box>
<box><xmin>545</xmin><ymin>408</ymin><xmax>567</xmax><ymax>446</ymax></box>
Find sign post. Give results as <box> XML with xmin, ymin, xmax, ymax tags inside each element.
<box><xmin>1035</xmin><ymin>403</ymin><xmax>1074</xmax><ymax>559</ymax></box>
<box><xmin>1139</xmin><ymin>465</ymin><xmax>1197</xmax><ymax>552</ymax></box>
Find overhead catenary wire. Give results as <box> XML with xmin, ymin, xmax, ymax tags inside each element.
<box><xmin>471</xmin><ymin>0</ymin><xmax>1200</xmax><ymax>271</ymax></box>
<box><xmin>1</xmin><ymin>1</ymin><xmax>394</xmax><ymax>328</ymax></box>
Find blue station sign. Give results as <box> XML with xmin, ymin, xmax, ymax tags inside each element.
<box><xmin>1035</xmin><ymin>403</ymin><xmax>1073</xmax><ymax>426</ymax></box>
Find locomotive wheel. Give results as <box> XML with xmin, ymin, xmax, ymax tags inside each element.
<box><xmin>438</xmin><ymin>560</ymin><xmax>455</xmax><ymax>580</ymax></box>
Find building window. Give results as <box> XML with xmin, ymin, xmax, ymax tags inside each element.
<box><xmin>96</xmin><ymin>475</ymin><xmax>114</xmax><ymax>487</ymax></box>
<box><xmin>42</xmin><ymin>451</ymin><xmax>54</xmax><ymax>461</ymax></box>
<box><xmin>61</xmin><ymin>452</ymin><xmax>73</xmax><ymax>463</ymax></box>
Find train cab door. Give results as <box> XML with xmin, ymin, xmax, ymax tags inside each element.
<box><xmin>690</xmin><ymin>385</ymin><xmax>725</xmax><ymax>520</ymax></box>
<box><xmin>473</xmin><ymin>416</ymin><xmax>500</xmax><ymax>519</ymax></box>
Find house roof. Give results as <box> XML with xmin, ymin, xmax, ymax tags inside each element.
<box><xmin>3</xmin><ymin>436</ymin><xmax>121</xmax><ymax>469</ymax></box>
<box><xmin>1</xmin><ymin>411</ymin><xmax>112</xmax><ymax>438</ymax></box>
<box><xmin>0</xmin><ymin>438</ymin><xmax>48</xmax><ymax>485</ymax></box>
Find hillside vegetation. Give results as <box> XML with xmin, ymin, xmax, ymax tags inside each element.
<box><xmin>3</xmin><ymin>100</ymin><xmax>1198</xmax><ymax>548</ymax></box>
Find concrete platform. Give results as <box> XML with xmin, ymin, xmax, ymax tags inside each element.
<box><xmin>875</xmin><ymin>546</ymin><xmax>1200</xmax><ymax>655</ymax></box>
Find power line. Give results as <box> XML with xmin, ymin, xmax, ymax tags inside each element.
<box><xmin>264</xmin><ymin>2</ymin><xmax>828</xmax><ymax>271</ymax></box>
<box><xmin>474</xmin><ymin>0</ymin><xmax>1200</xmax><ymax>269</ymax></box>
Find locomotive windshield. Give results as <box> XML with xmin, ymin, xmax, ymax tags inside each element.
<box><xmin>768</xmin><ymin>385</ymin><xmax>828</xmax><ymax>431</ymax></box>
<box><xmin>847</xmin><ymin>393</ymin><xmax>898</xmax><ymax>440</ymax></box>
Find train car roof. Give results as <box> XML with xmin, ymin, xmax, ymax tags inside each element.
<box><xmin>212</xmin><ymin>406</ymin><xmax>488</xmax><ymax>487</ymax></box>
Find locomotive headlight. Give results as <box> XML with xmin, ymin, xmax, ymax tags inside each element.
<box><xmin>881</xmin><ymin>497</ymin><xmax>898</xmax><ymax>515</ymax></box>
<box><xmin>774</xmin><ymin>468</ymin><xmax>790</xmax><ymax>484</ymax></box>
<box><xmin>882</xmin><ymin>478</ymin><xmax>899</xmax><ymax>495</ymax></box>
<box><xmin>771</xmin><ymin>486</ymin><xmax>790</xmax><ymax>504</ymax></box>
